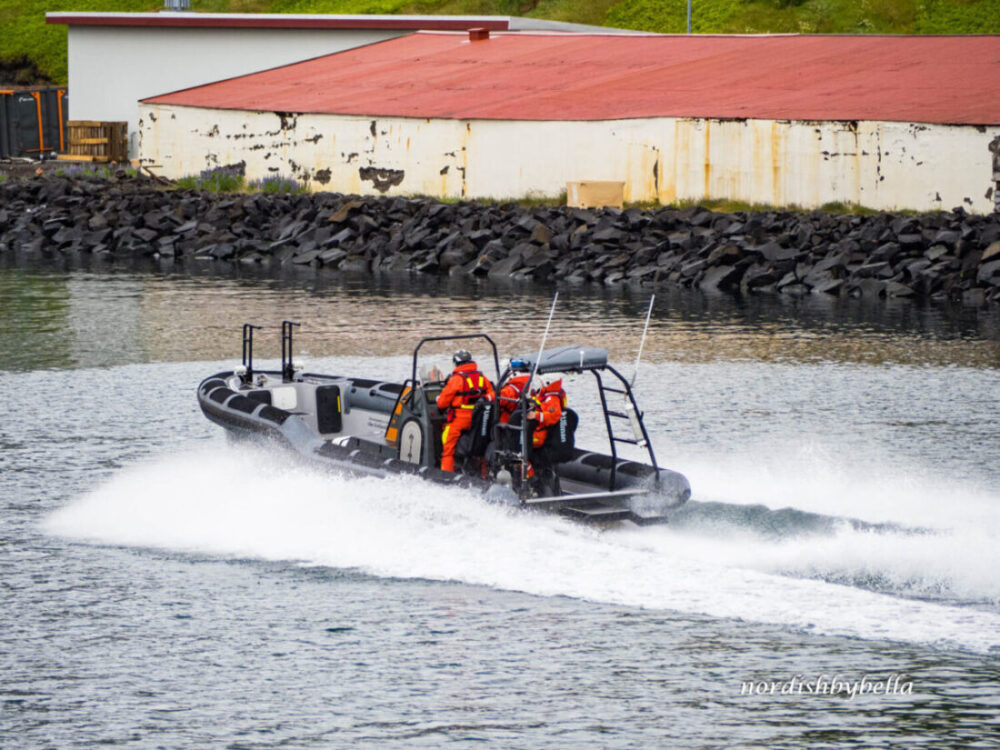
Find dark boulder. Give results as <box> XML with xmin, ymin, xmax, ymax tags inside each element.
<box><xmin>750</xmin><ymin>240</ymin><xmax>798</xmax><ymax>262</ymax></box>
<box><xmin>699</xmin><ymin>264</ymin><xmax>743</xmax><ymax>292</ymax></box>
<box><xmin>487</xmin><ymin>254</ymin><xmax>523</xmax><ymax>278</ymax></box>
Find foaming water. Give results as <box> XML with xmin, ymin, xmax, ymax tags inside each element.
<box><xmin>675</xmin><ymin>448</ymin><xmax>1000</xmax><ymax>529</ymax></box>
<box><xmin>44</xmin><ymin>445</ymin><xmax>1000</xmax><ymax>654</ymax></box>
<box><xmin>669</xmin><ymin>501</ymin><xmax>1000</xmax><ymax>605</ymax></box>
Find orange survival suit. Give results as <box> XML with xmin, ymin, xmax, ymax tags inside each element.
<box><xmin>497</xmin><ymin>373</ymin><xmax>531</xmax><ymax>425</ymax></box>
<box><xmin>528</xmin><ymin>379</ymin><xmax>566</xmax><ymax>449</ymax></box>
<box><xmin>436</xmin><ymin>362</ymin><xmax>495</xmax><ymax>472</ymax></box>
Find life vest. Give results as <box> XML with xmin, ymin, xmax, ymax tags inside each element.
<box><xmin>529</xmin><ymin>380</ymin><xmax>567</xmax><ymax>447</ymax></box>
<box><xmin>436</xmin><ymin>362</ymin><xmax>494</xmax><ymax>421</ymax></box>
<box><xmin>456</xmin><ymin>371</ymin><xmax>488</xmax><ymax>408</ymax></box>
<box><xmin>530</xmin><ymin>380</ymin><xmax>567</xmax><ymax>414</ymax></box>
<box><xmin>541</xmin><ymin>379</ymin><xmax>567</xmax><ymax>407</ymax></box>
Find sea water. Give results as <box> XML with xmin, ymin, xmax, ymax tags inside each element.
<box><xmin>2</xmin><ymin>263</ymin><xmax>999</xmax><ymax>747</ymax></box>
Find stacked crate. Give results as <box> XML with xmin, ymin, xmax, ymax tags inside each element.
<box><xmin>60</xmin><ymin>121</ymin><xmax>128</xmax><ymax>163</ymax></box>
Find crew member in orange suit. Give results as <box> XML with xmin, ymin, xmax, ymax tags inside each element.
<box><xmin>527</xmin><ymin>375</ymin><xmax>566</xmax><ymax>451</ymax></box>
<box><xmin>436</xmin><ymin>350</ymin><xmax>495</xmax><ymax>472</ymax></box>
<box><xmin>497</xmin><ymin>360</ymin><xmax>532</xmax><ymax>425</ymax></box>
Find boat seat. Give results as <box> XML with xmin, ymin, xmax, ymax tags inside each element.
<box><xmin>270</xmin><ymin>386</ymin><xmax>297</xmax><ymax>411</ymax></box>
<box><xmin>228</xmin><ymin>395</ymin><xmax>260</xmax><ymax>414</ymax></box>
<box><xmin>208</xmin><ymin>387</ymin><xmax>236</xmax><ymax>404</ymax></box>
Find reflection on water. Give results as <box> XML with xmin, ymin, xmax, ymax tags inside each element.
<box><xmin>1</xmin><ymin>259</ymin><xmax>999</xmax><ymax>372</ymax></box>
<box><xmin>0</xmin><ymin>271</ymin><xmax>74</xmax><ymax>370</ymax></box>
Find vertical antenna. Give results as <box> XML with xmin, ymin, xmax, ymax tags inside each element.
<box><xmin>522</xmin><ymin>293</ymin><xmax>559</xmax><ymax>484</ymax></box>
<box><xmin>631</xmin><ymin>295</ymin><xmax>655</xmax><ymax>388</ymax></box>
<box><xmin>526</xmin><ymin>292</ymin><xmax>559</xmax><ymax>396</ymax></box>
<box><xmin>624</xmin><ymin>296</ymin><xmax>655</xmax><ymax>448</ymax></box>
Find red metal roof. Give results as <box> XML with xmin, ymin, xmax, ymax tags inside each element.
<box><xmin>143</xmin><ymin>32</ymin><xmax>1000</xmax><ymax>125</ymax></box>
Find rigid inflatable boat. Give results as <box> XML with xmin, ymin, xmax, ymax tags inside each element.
<box><xmin>197</xmin><ymin>322</ymin><xmax>691</xmax><ymax>525</ymax></box>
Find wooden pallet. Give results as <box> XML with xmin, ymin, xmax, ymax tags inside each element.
<box><xmin>58</xmin><ymin>121</ymin><xmax>128</xmax><ymax>163</ymax></box>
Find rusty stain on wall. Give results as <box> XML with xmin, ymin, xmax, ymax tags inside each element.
<box><xmin>770</xmin><ymin>121</ymin><xmax>782</xmax><ymax>207</ymax></box>
<box><xmin>659</xmin><ymin>120</ymin><xmax>678</xmax><ymax>205</ymax></box>
<box><xmin>460</xmin><ymin>124</ymin><xmax>470</xmax><ymax>198</ymax></box>
<box><xmin>703</xmin><ymin>122</ymin><xmax>711</xmax><ymax>197</ymax></box>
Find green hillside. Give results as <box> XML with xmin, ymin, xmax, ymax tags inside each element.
<box><xmin>3</xmin><ymin>0</ymin><xmax>999</xmax><ymax>85</ymax></box>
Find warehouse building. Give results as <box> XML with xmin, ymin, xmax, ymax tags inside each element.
<box><xmin>138</xmin><ymin>31</ymin><xmax>1000</xmax><ymax>213</ymax></box>
<box><xmin>46</xmin><ymin>12</ymin><xmax>621</xmax><ymax>157</ymax></box>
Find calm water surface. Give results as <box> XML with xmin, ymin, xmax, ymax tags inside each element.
<box><xmin>2</xmin><ymin>261</ymin><xmax>999</xmax><ymax>748</ymax></box>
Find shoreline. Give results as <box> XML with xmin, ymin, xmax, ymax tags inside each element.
<box><xmin>2</xmin><ymin>174</ymin><xmax>999</xmax><ymax>307</ymax></box>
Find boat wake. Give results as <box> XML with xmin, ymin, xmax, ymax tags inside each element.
<box><xmin>666</xmin><ymin>499</ymin><xmax>997</xmax><ymax>608</ymax></box>
<box><xmin>43</xmin><ymin>442</ymin><xmax>1000</xmax><ymax>654</ymax></box>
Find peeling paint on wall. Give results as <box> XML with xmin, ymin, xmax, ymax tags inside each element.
<box><xmin>138</xmin><ymin>103</ymin><xmax>999</xmax><ymax>213</ymax></box>
<box><xmin>276</xmin><ymin>112</ymin><xmax>297</xmax><ymax>131</ymax></box>
<box><xmin>359</xmin><ymin>166</ymin><xmax>404</xmax><ymax>192</ymax></box>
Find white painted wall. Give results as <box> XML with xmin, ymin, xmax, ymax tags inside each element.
<box><xmin>67</xmin><ymin>26</ymin><xmax>407</xmax><ymax>157</ymax></box>
<box><xmin>138</xmin><ymin>103</ymin><xmax>1000</xmax><ymax>213</ymax></box>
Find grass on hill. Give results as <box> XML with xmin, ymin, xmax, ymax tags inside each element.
<box><xmin>2</xmin><ymin>0</ymin><xmax>998</xmax><ymax>84</ymax></box>
<box><xmin>1</xmin><ymin>0</ymin><xmax>161</xmax><ymax>84</ymax></box>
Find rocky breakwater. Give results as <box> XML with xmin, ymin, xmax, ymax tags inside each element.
<box><xmin>2</xmin><ymin>175</ymin><xmax>1000</xmax><ymax>305</ymax></box>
